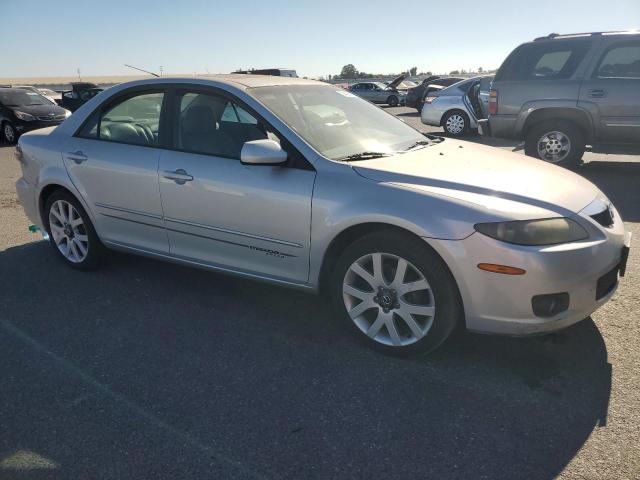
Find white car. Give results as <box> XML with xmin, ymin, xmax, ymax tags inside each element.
<box><xmin>15</xmin><ymin>75</ymin><xmax>630</xmax><ymax>355</ymax></box>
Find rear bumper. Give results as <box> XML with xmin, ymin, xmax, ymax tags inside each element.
<box><xmin>479</xmin><ymin>115</ymin><xmax>519</xmax><ymax>139</ymax></box>
<box><xmin>15</xmin><ymin>177</ymin><xmax>41</xmax><ymax>227</ymax></box>
<box><xmin>426</xmin><ymin>209</ymin><xmax>628</xmax><ymax>336</ymax></box>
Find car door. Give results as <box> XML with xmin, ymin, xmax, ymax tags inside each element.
<box><xmin>158</xmin><ymin>88</ymin><xmax>316</xmax><ymax>283</ymax></box>
<box><xmin>578</xmin><ymin>38</ymin><xmax>640</xmax><ymax>143</ymax></box>
<box><xmin>63</xmin><ymin>88</ymin><xmax>169</xmax><ymax>254</ymax></box>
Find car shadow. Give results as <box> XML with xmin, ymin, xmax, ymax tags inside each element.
<box><xmin>0</xmin><ymin>241</ymin><xmax>611</xmax><ymax>479</ymax></box>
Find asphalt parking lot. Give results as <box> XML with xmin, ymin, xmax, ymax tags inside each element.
<box><xmin>0</xmin><ymin>110</ymin><xmax>639</xmax><ymax>479</ymax></box>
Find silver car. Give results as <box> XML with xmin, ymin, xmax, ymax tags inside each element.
<box><xmin>349</xmin><ymin>75</ymin><xmax>407</xmax><ymax>107</ymax></box>
<box><xmin>421</xmin><ymin>76</ymin><xmax>493</xmax><ymax>136</ymax></box>
<box><xmin>15</xmin><ymin>75</ymin><xmax>630</xmax><ymax>355</ymax></box>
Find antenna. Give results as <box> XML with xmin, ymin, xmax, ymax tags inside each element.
<box><xmin>124</xmin><ymin>64</ymin><xmax>160</xmax><ymax>77</ymax></box>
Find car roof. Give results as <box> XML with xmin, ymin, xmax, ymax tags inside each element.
<box><xmin>533</xmin><ymin>30</ymin><xmax>639</xmax><ymax>42</ymax></box>
<box><xmin>146</xmin><ymin>74</ymin><xmax>322</xmax><ymax>89</ymax></box>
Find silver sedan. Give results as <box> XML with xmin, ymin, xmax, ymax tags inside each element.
<box><xmin>421</xmin><ymin>76</ymin><xmax>492</xmax><ymax>136</ymax></box>
<box><xmin>16</xmin><ymin>75</ymin><xmax>630</xmax><ymax>355</ymax></box>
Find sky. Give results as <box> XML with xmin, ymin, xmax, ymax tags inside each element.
<box><xmin>1</xmin><ymin>0</ymin><xmax>638</xmax><ymax>79</ymax></box>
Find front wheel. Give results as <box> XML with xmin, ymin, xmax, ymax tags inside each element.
<box><xmin>525</xmin><ymin>121</ymin><xmax>585</xmax><ymax>168</ymax></box>
<box><xmin>44</xmin><ymin>190</ymin><xmax>106</xmax><ymax>269</ymax></box>
<box><xmin>331</xmin><ymin>231</ymin><xmax>462</xmax><ymax>356</ymax></box>
<box><xmin>387</xmin><ymin>95</ymin><xmax>399</xmax><ymax>107</ymax></box>
<box><xmin>3</xmin><ymin>122</ymin><xmax>17</xmax><ymax>144</ymax></box>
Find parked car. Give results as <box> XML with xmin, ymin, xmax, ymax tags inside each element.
<box><xmin>233</xmin><ymin>68</ymin><xmax>298</xmax><ymax>77</ymax></box>
<box><xmin>479</xmin><ymin>30</ymin><xmax>640</xmax><ymax>167</ymax></box>
<box><xmin>0</xmin><ymin>88</ymin><xmax>70</xmax><ymax>143</ymax></box>
<box><xmin>59</xmin><ymin>82</ymin><xmax>104</xmax><ymax>111</ymax></box>
<box><xmin>16</xmin><ymin>75</ymin><xmax>629</xmax><ymax>355</ymax></box>
<box><xmin>420</xmin><ymin>76</ymin><xmax>493</xmax><ymax>136</ymax></box>
<box><xmin>12</xmin><ymin>85</ymin><xmax>60</xmax><ymax>105</ymax></box>
<box><xmin>349</xmin><ymin>75</ymin><xmax>407</xmax><ymax>106</ymax></box>
<box><xmin>405</xmin><ymin>76</ymin><xmax>464</xmax><ymax>111</ymax></box>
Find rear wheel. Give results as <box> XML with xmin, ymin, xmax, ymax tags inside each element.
<box><xmin>44</xmin><ymin>190</ymin><xmax>106</xmax><ymax>269</ymax></box>
<box><xmin>442</xmin><ymin>110</ymin><xmax>469</xmax><ymax>136</ymax></box>
<box><xmin>387</xmin><ymin>95</ymin><xmax>399</xmax><ymax>107</ymax></box>
<box><xmin>525</xmin><ymin>120</ymin><xmax>585</xmax><ymax>168</ymax></box>
<box><xmin>2</xmin><ymin>122</ymin><xmax>16</xmax><ymax>144</ymax></box>
<box><xmin>331</xmin><ymin>231</ymin><xmax>462</xmax><ymax>356</ymax></box>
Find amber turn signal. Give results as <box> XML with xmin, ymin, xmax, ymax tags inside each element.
<box><xmin>477</xmin><ymin>263</ymin><xmax>526</xmax><ymax>275</ymax></box>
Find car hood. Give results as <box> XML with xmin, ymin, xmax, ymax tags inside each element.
<box><xmin>352</xmin><ymin>140</ymin><xmax>599</xmax><ymax>218</ymax></box>
<box><xmin>11</xmin><ymin>104</ymin><xmax>67</xmax><ymax>116</ymax></box>
<box><xmin>387</xmin><ymin>74</ymin><xmax>406</xmax><ymax>90</ymax></box>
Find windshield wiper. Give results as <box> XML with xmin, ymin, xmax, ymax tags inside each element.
<box><xmin>336</xmin><ymin>151</ymin><xmax>392</xmax><ymax>161</ymax></box>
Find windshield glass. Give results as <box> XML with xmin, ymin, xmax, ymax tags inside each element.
<box><xmin>0</xmin><ymin>90</ymin><xmax>54</xmax><ymax>106</ymax></box>
<box><xmin>251</xmin><ymin>85</ymin><xmax>428</xmax><ymax>160</ymax></box>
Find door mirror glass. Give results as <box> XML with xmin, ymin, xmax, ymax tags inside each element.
<box><xmin>241</xmin><ymin>139</ymin><xmax>287</xmax><ymax>166</ymax></box>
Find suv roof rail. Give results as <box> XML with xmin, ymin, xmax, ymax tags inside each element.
<box><xmin>534</xmin><ymin>30</ymin><xmax>638</xmax><ymax>41</ymax></box>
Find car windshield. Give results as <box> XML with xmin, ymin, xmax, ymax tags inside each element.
<box><xmin>251</xmin><ymin>85</ymin><xmax>428</xmax><ymax>160</ymax></box>
<box><xmin>0</xmin><ymin>90</ymin><xmax>53</xmax><ymax>106</ymax></box>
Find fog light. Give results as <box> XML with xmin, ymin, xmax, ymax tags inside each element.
<box><xmin>531</xmin><ymin>293</ymin><xmax>569</xmax><ymax>318</ymax></box>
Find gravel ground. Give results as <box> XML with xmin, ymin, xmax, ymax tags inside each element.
<box><xmin>0</xmin><ymin>112</ymin><xmax>638</xmax><ymax>479</ymax></box>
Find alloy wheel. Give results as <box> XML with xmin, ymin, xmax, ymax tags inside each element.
<box><xmin>48</xmin><ymin>200</ymin><xmax>89</xmax><ymax>263</ymax></box>
<box><xmin>537</xmin><ymin>130</ymin><xmax>571</xmax><ymax>163</ymax></box>
<box><xmin>4</xmin><ymin>124</ymin><xmax>15</xmax><ymax>143</ymax></box>
<box><xmin>342</xmin><ymin>253</ymin><xmax>436</xmax><ymax>347</ymax></box>
<box><xmin>445</xmin><ymin>114</ymin><xmax>465</xmax><ymax>135</ymax></box>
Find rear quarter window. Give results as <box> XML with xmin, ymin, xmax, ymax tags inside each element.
<box><xmin>495</xmin><ymin>39</ymin><xmax>591</xmax><ymax>81</ymax></box>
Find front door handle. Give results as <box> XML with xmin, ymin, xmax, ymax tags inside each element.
<box><xmin>162</xmin><ymin>169</ymin><xmax>193</xmax><ymax>185</ymax></box>
<box><xmin>588</xmin><ymin>89</ymin><xmax>606</xmax><ymax>98</ymax></box>
<box><xmin>67</xmin><ymin>150</ymin><xmax>88</xmax><ymax>164</ymax></box>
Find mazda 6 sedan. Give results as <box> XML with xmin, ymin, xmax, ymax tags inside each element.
<box><xmin>15</xmin><ymin>75</ymin><xmax>630</xmax><ymax>355</ymax></box>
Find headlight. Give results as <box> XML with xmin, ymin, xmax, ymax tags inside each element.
<box><xmin>14</xmin><ymin>111</ymin><xmax>36</xmax><ymax>121</ymax></box>
<box><xmin>474</xmin><ymin>218</ymin><xmax>589</xmax><ymax>246</ymax></box>
<box><xmin>64</xmin><ymin>109</ymin><xmax>72</xmax><ymax>118</ymax></box>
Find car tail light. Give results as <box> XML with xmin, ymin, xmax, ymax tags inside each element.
<box><xmin>424</xmin><ymin>96</ymin><xmax>437</xmax><ymax>104</ymax></box>
<box><xmin>488</xmin><ymin>89</ymin><xmax>498</xmax><ymax>115</ymax></box>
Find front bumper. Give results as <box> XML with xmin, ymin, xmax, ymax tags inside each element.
<box><xmin>427</xmin><ymin>209</ymin><xmax>628</xmax><ymax>335</ymax></box>
<box><xmin>14</xmin><ymin>120</ymin><xmax>63</xmax><ymax>135</ymax></box>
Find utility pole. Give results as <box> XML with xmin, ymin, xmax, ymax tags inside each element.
<box><xmin>77</xmin><ymin>68</ymin><xmax>81</xmax><ymax>81</ymax></box>
<box><xmin>159</xmin><ymin>66</ymin><xmax>164</xmax><ymax>77</ymax></box>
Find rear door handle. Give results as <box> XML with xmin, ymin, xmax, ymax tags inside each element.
<box><xmin>67</xmin><ymin>150</ymin><xmax>88</xmax><ymax>164</ymax></box>
<box><xmin>162</xmin><ymin>169</ymin><xmax>193</xmax><ymax>185</ymax></box>
<box><xmin>588</xmin><ymin>89</ymin><xmax>606</xmax><ymax>98</ymax></box>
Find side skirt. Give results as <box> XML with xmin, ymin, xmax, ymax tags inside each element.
<box><xmin>103</xmin><ymin>240</ymin><xmax>318</xmax><ymax>293</ymax></box>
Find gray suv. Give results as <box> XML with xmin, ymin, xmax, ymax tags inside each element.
<box><xmin>479</xmin><ymin>31</ymin><xmax>640</xmax><ymax>167</ymax></box>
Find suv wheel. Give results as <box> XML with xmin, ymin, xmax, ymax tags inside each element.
<box><xmin>331</xmin><ymin>231</ymin><xmax>462</xmax><ymax>356</ymax></box>
<box><xmin>442</xmin><ymin>110</ymin><xmax>468</xmax><ymax>136</ymax></box>
<box><xmin>525</xmin><ymin>121</ymin><xmax>585</xmax><ymax>168</ymax></box>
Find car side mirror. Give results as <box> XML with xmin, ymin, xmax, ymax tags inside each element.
<box><xmin>240</xmin><ymin>139</ymin><xmax>288</xmax><ymax>166</ymax></box>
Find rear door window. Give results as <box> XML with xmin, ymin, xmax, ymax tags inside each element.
<box><xmin>594</xmin><ymin>42</ymin><xmax>640</xmax><ymax>79</ymax></box>
<box><xmin>496</xmin><ymin>39</ymin><xmax>591</xmax><ymax>81</ymax></box>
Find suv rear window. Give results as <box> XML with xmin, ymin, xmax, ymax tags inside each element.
<box><xmin>496</xmin><ymin>39</ymin><xmax>591</xmax><ymax>81</ymax></box>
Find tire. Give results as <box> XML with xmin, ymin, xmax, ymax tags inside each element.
<box><xmin>525</xmin><ymin>120</ymin><xmax>585</xmax><ymax>168</ymax></box>
<box><xmin>2</xmin><ymin>122</ymin><xmax>17</xmax><ymax>144</ymax></box>
<box><xmin>44</xmin><ymin>190</ymin><xmax>106</xmax><ymax>270</ymax></box>
<box><xmin>442</xmin><ymin>110</ymin><xmax>469</xmax><ymax>136</ymax></box>
<box><xmin>387</xmin><ymin>95</ymin><xmax>399</xmax><ymax>107</ymax></box>
<box><xmin>331</xmin><ymin>230</ymin><xmax>462</xmax><ymax>356</ymax></box>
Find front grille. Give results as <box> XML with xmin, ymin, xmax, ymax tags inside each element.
<box><xmin>590</xmin><ymin>206</ymin><xmax>614</xmax><ymax>228</ymax></box>
<box><xmin>37</xmin><ymin>114</ymin><xmax>65</xmax><ymax>122</ymax></box>
<box><xmin>596</xmin><ymin>265</ymin><xmax>618</xmax><ymax>300</ymax></box>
